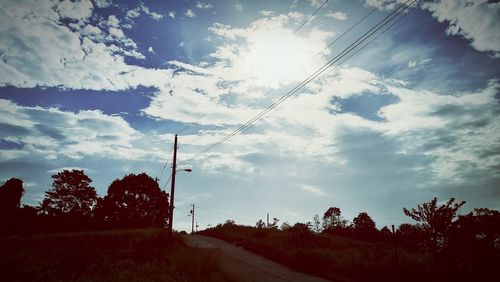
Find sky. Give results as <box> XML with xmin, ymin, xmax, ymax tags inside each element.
<box><xmin>0</xmin><ymin>0</ymin><xmax>499</xmax><ymax>231</ymax></box>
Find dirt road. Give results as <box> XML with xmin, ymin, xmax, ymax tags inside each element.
<box><xmin>184</xmin><ymin>235</ymin><xmax>332</xmax><ymax>282</ymax></box>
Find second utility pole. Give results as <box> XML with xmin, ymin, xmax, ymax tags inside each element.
<box><xmin>168</xmin><ymin>134</ymin><xmax>178</xmax><ymax>239</ymax></box>
<box><xmin>191</xmin><ymin>204</ymin><xmax>195</xmax><ymax>234</ymax></box>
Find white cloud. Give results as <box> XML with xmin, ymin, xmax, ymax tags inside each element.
<box><xmin>168</xmin><ymin>11</ymin><xmax>176</xmax><ymax>18</ymax></box>
<box><xmin>0</xmin><ymin>99</ymin><xmax>158</xmax><ymax>160</ymax></box>
<box><xmin>94</xmin><ymin>0</ymin><xmax>112</xmax><ymax>9</ymax></box>
<box><xmin>234</xmin><ymin>4</ymin><xmax>243</xmax><ymax>12</ymax></box>
<box><xmin>56</xmin><ymin>0</ymin><xmax>94</xmax><ymax>21</ymax></box>
<box><xmin>196</xmin><ymin>2</ymin><xmax>213</xmax><ymax>10</ymax></box>
<box><xmin>0</xmin><ymin>0</ymin><xmax>161</xmax><ymax>90</ymax></box>
<box><xmin>422</xmin><ymin>0</ymin><xmax>500</xmax><ymax>56</ymax></box>
<box><xmin>325</xmin><ymin>11</ymin><xmax>347</xmax><ymax>21</ymax></box>
<box><xmin>107</xmin><ymin>15</ymin><xmax>119</xmax><ymax>27</ymax></box>
<box><xmin>308</xmin><ymin>0</ymin><xmax>326</xmax><ymax>8</ymax></box>
<box><xmin>126</xmin><ymin>3</ymin><xmax>163</xmax><ymax>21</ymax></box>
<box><xmin>185</xmin><ymin>9</ymin><xmax>196</xmax><ymax>18</ymax></box>
<box><xmin>126</xmin><ymin>7</ymin><xmax>140</xmax><ymax>18</ymax></box>
<box><xmin>259</xmin><ymin>10</ymin><xmax>274</xmax><ymax>16</ymax></box>
<box><xmin>364</xmin><ymin>0</ymin><xmax>408</xmax><ymax>11</ymax></box>
<box><xmin>148</xmin><ymin>46</ymin><xmax>155</xmax><ymax>53</ymax></box>
<box><xmin>408</xmin><ymin>60</ymin><xmax>417</xmax><ymax>67</ymax></box>
<box><xmin>140</xmin><ymin>3</ymin><xmax>163</xmax><ymax>20</ymax></box>
<box><xmin>301</xmin><ymin>185</ymin><xmax>326</xmax><ymax>196</ymax></box>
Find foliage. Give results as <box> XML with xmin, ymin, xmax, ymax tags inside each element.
<box><xmin>97</xmin><ymin>173</ymin><xmax>169</xmax><ymax>228</ymax></box>
<box><xmin>0</xmin><ymin>229</ymin><xmax>229</xmax><ymax>282</ymax></box>
<box><xmin>40</xmin><ymin>170</ymin><xmax>97</xmax><ymax>217</ymax></box>
<box><xmin>0</xmin><ymin>178</ymin><xmax>24</xmax><ymax>214</ymax></box>
<box><xmin>255</xmin><ymin>219</ymin><xmax>265</xmax><ymax>228</ymax></box>
<box><xmin>403</xmin><ymin>197</ymin><xmax>465</xmax><ymax>253</ymax></box>
<box><xmin>201</xmin><ymin>222</ymin><xmax>432</xmax><ymax>282</ymax></box>
<box><xmin>312</xmin><ymin>214</ymin><xmax>321</xmax><ymax>233</ymax></box>
<box><xmin>322</xmin><ymin>206</ymin><xmax>348</xmax><ymax>234</ymax></box>
<box><xmin>352</xmin><ymin>212</ymin><xmax>378</xmax><ymax>240</ymax></box>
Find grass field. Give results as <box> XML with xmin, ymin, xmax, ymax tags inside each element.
<box><xmin>201</xmin><ymin>224</ymin><xmax>436</xmax><ymax>282</ymax></box>
<box><xmin>0</xmin><ymin>229</ymin><xmax>231</xmax><ymax>282</ymax></box>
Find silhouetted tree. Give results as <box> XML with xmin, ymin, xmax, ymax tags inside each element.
<box><xmin>380</xmin><ymin>226</ymin><xmax>392</xmax><ymax>238</ymax></box>
<box><xmin>286</xmin><ymin>222</ymin><xmax>314</xmax><ymax>246</ymax></box>
<box><xmin>280</xmin><ymin>222</ymin><xmax>291</xmax><ymax>231</ymax></box>
<box><xmin>269</xmin><ymin>217</ymin><xmax>279</xmax><ymax>228</ymax></box>
<box><xmin>449</xmin><ymin>208</ymin><xmax>500</xmax><ymax>254</ymax></box>
<box><xmin>0</xmin><ymin>178</ymin><xmax>24</xmax><ymax>214</ymax></box>
<box><xmin>40</xmin><ymin>170</ymin><xmax>97</xmax><ymax>217</ymax></box>
<box><xmin>0</xmin><ymin>178</ymin><xmax>24</xmax><ymax>232</ymax></box>
<box><xmin>396</xmin><ymin>223</ymin><xmax>426</xmax><ymax>251</ymax></box>
<box><xmin>322</xmin><ymin>206</ymin><xmax>348</xmax><ymax>234</ymax></box>
<box><xmin>312</xmin><ymin>214</ymin><xmax>321</xmax><ymax>233</ymax></box>
<box><xmin>256</xmin><ymin>219</ymin><xmax>265</xmax><ymax>228</ymax></box>
<box><xmin>403</xmin><ymin>197</ymin><xmax>465</xmax><ymax>253</ymax></box>
<box><xmin>97</xmin><ymin>173</ymin><xmax>168</xmax><ymax>228</ymax></box>
<box><xmin>352</xmin><ymin>212</ymin><xmax>377</xmax><ymax>240</ymax></box>
<box><xmin>353</xmin><ymin>212</ymin><xmax>376</xmax><ymax>230</ymax></box>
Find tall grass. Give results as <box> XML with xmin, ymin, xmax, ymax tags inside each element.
<box><xmin>201</xmin><ymin>224</ymin><xmax>435</xmax><ymax>282</ymax></box>
<box><xmin>0</xmin><ymin>229</ymin><xmax>231</xmax><ymax>282</ymax></box>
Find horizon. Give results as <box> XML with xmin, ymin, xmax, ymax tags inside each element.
<box><xmin>0</xmin><ymin>0</ymin><xmax>499</xmax><ymax>232</ymax></box>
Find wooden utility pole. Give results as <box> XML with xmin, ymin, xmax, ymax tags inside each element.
<box><xmin>267</xmin><ymin>213</ymin><xmax>269</xmax><ymax>228</ymax></box>
<box><xmin>167</xmin><ymin>134</ymin><xmax>178</xmax><ymax>239</ymax></box>
<box><xmin>191</xmin><ymin>204</ymin><xmax>195</xmax><ymax>234</ymax></box>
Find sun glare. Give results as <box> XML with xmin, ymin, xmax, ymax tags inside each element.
<box><xmin>241</xmin><ymin>30</ymin><xmax>321</xmax><ymax>87</ymax></box>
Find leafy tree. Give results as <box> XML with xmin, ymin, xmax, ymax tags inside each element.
<box><xmin>353</xmin><ymin>212</ymin><xmax>376</xmax><ymax>231</ymax></box>
<box><xmin>312</xmin><ymin>214</ymin><xmax>321</xmax><ymax>233</ymax></box>
<box><xmin>446</xmin><ymin>208</ymin><xmax>500</xmax><ymax>279</ymax></box>
<box><xmin>269</xmin><ymin>217</ymin><xmax>279</xmax><ymax>228</ymax></box>
<box><xmin>40</xmin><ymin>170</ymin><xmax>97</xmax><ymax>217</ymax></box>
<box><xmin>403</xmin><ymin>197</ymin><xmax>465</xmax><ymax>252</ymax></box>
<box><xmin>0</xmin><ymin>178</ymin><xmax>24</xmax><ymax>214</ymax></box>
<box><xmin>280</xmin><ymin>222</ymin><xmax>291</xmax><ymax>231</ymax></box>
<box><xmin>0</xmin><ymin>178</ymin><xmax>25</xmax><ymax>232</ymax></box>
<box><xmin>396</xmin><ymin>223</ymin><xmax>427</xmax><ymax>251</ymax></box>
<box><xmin>97</xmin><ymin>173</ymin><xmax>168</xmax><ymax>228</ymax></box>
<box><xmin>380</xmin><ymin>226</ymin><xmax>392</xmax><ymax>238</ymax></box>
<box><xmin>322</xmin><ymin>206</ymin><xmax>347</xmax><ymax>232</ymax></box>
<box><xmin>352</xmin><ymin>212</ymin><xmax>377</xmax><ymax>240</ymax></box>
<box><xmin>450</xmin><ymin>208</ymin><xmax>500</xmax><ymax>252</ymax></box>
<box><xmin>256</xmin><ymin>219</ymin><xmax>265</xmax><ymax>228</ymax></box>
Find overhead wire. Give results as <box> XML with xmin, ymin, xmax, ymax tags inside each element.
<box><xmin>182</xmin><ymin>1</ymin><xmax>386</xmax><ymax>140</ymax></box>
<box><xmin>178</xmin><ymin>0</ymin><xmax>416</xmax><ymax>165</ymax></box>
<box><xmin>294</xmin><ymin>0</ymin><xmax>329</xmax><ymax>33</ymax></box>
<box><xmin>173</xmin><ymin>0</ymin><xmax>331</xmax><ymax>136</ymax></box>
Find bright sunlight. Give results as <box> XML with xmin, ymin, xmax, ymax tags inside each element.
<box><xmin>240</xmin><ymin>29</ymin><xmax>324</xmax><ymax>88</ymax></box>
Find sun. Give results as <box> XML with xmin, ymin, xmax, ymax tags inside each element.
<box><xmin>240</xmin><ymin>29</ymin><xmax>322</xmax><ymax>88</ymax></box>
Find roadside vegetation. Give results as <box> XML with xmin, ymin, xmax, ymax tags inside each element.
<box><xmin>201</xmin><ymin>199</ymin><xmax>500</xmax><ymax>282</ymax></box>
<box><xmin>0</xmin><ymin>171</ymin><xmax>231</xmax><ymax>281</ymax></box>
<box><xmin>0</xmin><ymin>228</ymin><xmax>230</xmax><ymax>282</ymax></box>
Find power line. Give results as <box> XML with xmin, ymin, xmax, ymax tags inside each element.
<box><xmin>157</xmin><ymin>142</ymin><xmax>174</xmax><ymax>181</ymax></box>
<box><xmin>179</xmin><ymin>0</ymin><xmax>416</xmax><ymax>165</ymax></box>
<box><xmin>180</xmin><ymin>2</ymin><xmax>385</xmax><ymax>140</ymax></box>
<box><xmin>294</xmin><ymin>0</ymin><xmax>329</xmax><ymax>33</ymax></box>
<box><xmin>173</xmin><ymin>0</ymin><xmax>332</xmax><ymax>136</ymax></box>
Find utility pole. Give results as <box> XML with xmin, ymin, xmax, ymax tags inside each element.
<box><xmin>167</xmin><ymin>134</ymin><xmax>178</xmax><ymax>239</ymax></box>
<box><xmin>191</xmin><ymin>203</ymin><xmax>195</xmax><ymax>234</ymax></box>
<box><xmin>267</xmin><ymin>212</ymin><xmax>269</xmax><ymax>228</ymax></box>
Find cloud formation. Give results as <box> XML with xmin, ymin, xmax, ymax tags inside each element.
<box><xmin>422</xmin><ymin>0</ymin><xmax>500</xmax><ymax>57</ymax></box>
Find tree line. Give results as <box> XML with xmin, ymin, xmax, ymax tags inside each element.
<box><xmin>245</xmin><ymin>198</ymin><xmax>500</xmax><ymax>278</ymax></box>
<box><xmin>0</xmin><ymin>169</ymin><xmax>169</xmax><ymax>234</ymax></box>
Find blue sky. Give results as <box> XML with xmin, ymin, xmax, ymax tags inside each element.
<box><xmin>1</xmin><ymin>0</ymin><xmax>499</xmax><ymax>231</ymax></box>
